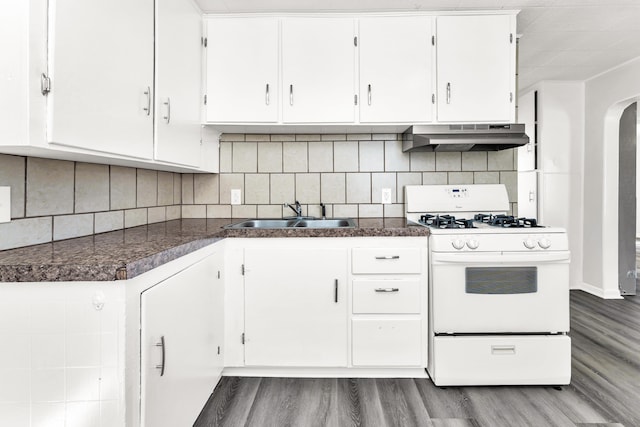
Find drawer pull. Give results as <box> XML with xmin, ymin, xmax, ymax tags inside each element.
<box><xmin>375</xmin><ymin>255</ymin><xmax>400</xmax><ymax>260</ymax></box>
<box><xmin>374</xmin><ymin>288</ymin><xmax>399</xmax><ymax>293</ymax></box>
<box><xmin>491</xmin><ymin>345</ymin><xmax>516</xmax><ymax>355</ymax></box>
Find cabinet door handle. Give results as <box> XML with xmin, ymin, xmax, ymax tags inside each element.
<box><xmin>367</xmin><ymin>84</ymin><xmax>372</xmax><ymax>105</ymax></box>
<box><xmin>155</xmin><ymin>335</ymin><xmax>166</xmax><ymax>376</ymax></box>
<box><xmin>163</xmin><ymin>98</ymin><xmax>171</xmax><ymax>124</ymax></box>
<box><xmin>289</xmin><ymin>84</ymin><xmax>294</xmax><ymax>106</ymax></box>
<box><xmin>491</xmin><ymin>345</ymin><xmax>516</xmax><ymax>355</ymax></box>
<box><xmin>375</xmin><ymin>255</ymin><xmax>400</xmax><ymax>260</ymax></box>
<box><xmin>375</xmin><ymin>288</ymin><xmax>399</xmax><ymax>293</ymax></box>
<box><xmin>334</xmin><ymin>279</ymin><xmax>338</xmax><ymax>303</ymax></box>
<box><xmin>446</xmin><ymin>82</ymin><xmax>451</xmax><ymax>104</ymax></box>
<box><xmin>143</xmin><ymin>86</ymin><xmax>151</xmax><ymax>116</ymax></box>
<box><xmin>265</xmin><ymin>83</ymin><xmax>270</xmax><ymax>105</ymax></box>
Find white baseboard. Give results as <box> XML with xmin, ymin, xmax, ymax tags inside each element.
<box><xmin>572</xmin><ymin>282</ymin><xmax>623</xmax><ymax>299</ymax></box>
<box><xmin>222</xmin><ymin>366</ymin><xmax>429</xmax><ymax>379</ymax></box>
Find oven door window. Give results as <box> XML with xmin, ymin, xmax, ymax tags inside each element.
<box><xmin>465</xmin><ymin>267</ymin><xmax>537</xmax><ymax>294</ymax></box>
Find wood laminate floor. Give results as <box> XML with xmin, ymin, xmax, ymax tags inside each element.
<box><xmin>195</xmin><ymin>291</ymin><xmax>640</xmax><ymax>427</ymax></box>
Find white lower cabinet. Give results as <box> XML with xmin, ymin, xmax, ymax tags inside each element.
<box><xmin>352</xmin><ymin>318</ymin><xmax>422</xmax><ymax>366</ymax></box>
<box><xmin>141</xmin><ymin>253</ymin><xmax>224</xmax><ymax>427</ymax></box>
<box><xmin>244</xmin><ymin>247</ymin><xmax>348</xmax><ymax>366</ymax></box>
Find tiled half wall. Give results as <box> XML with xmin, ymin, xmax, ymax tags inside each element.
<box><xmin>181</xmin><ymin>133</ymin><xmax>518</xmax><ymax>220</ymax></box>
<box><xmin>0</xmin><ymin>155</ymin><xmax>182</xmax><ymax>250</ymax></box>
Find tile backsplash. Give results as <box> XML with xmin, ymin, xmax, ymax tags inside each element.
<box><xmin>0</xmin><ymin>155</ymin><xmax>182</xmax><ymax>250</ymax></box>
<box><xmin>181</xmin><ymin>133</ymin><xmax>518</xmax><ymax>220</ymax></box>
<box><xmin>0</xmin><ymin>133</ymin><xmax>518</xmax><ymax>250</ymax></box>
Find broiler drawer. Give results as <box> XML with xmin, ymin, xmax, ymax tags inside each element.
<box><xmin>351</xmin><ymin>248</ymin><xmax>421</xmax><ymax>274</ymax></box>
<box><xmin>352</xmin><ymin>279</ymin><xmax>420</xmax><ymax>314</ymax></box>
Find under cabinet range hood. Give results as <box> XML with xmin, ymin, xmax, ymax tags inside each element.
<box><xmin>402</xmin><ymin>124</ymin><xmax>528</xmax><ymax>152</ymax></box>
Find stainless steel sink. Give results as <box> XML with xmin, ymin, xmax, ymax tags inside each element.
<box><xmin>224</xmin><ymin>217</ymin><xmax>356</xmax><ymax>229</ymax></box>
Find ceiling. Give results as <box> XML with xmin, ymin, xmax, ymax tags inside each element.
<box><xmin>194</xmin><ymin>0</ymin><xmax>640</xmax><ymax>92</ymax></box>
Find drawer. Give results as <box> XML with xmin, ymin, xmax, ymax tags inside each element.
<box><xmin>352</xmin><ymin>318</ymin><xmax>422</xmax><ymax>367</ymax></box>
<box><xmin>352</xmin><ymin>279</ymin><xmax>421</xmax><ymax>314</ymax></box>
<box><xmin>351</xmin><ymin>247</ymin><xmax>422</xmax><ymax>274</ymax></box>
<box><xmin>432</xmin><ymin>335</ymin><xmax>571</xmax><ymax>386</ymax></box>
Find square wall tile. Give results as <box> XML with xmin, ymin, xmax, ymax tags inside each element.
<box><xmin>320</xmin><ymin>173</ymin><xmax>346</xmax><ymax>204</ymax></box>
<box><xmin>257</xmin><ymin>205</ymin><xmax>282</xmax><ymax>218</ymax></box>
<box><xmin>384</xmin><ymin>140</ymin><xmax>410</xmax><ymax>172</ymax></box>
<box><xmin>157</xmin><ymin>172</ymin><xmax>174</xmax><ymax>205</ymax></box>
<box><xmin>359</xmin><ymin>204</ymin><xmax>384</xmax><ymax>218</ymax></box>
<box><xmin>372</xmin><ymin>173</ymin><xmax>397</xmax><ymax>203</ymax></box>
<box><xmin>0</xmin><ymin>335</ymin><xmax>29</xmax><ymax>369</ymax></box>
<box><xmin>462</xmin><ymin>152</ymin><xmax>488</xmax><ymax>171</ymax></box>
<box><xmin>333</xmin><ymin>204</ymin><xmax>358</xmax><ymax>218</ymax></box>
<box><xmin>334</xmin><ymin>141</ymin><xmax>359</xmax><ymax>172</ymax></box>
<box><xmin>346</xmin><ymin>173</ymin><xmax>371</xmax><ymax>203</ymax></box>
<box><xmin>136</xmin><ymin>170</ymin><xmax>158</xmax><ymax>208</ymax></box>
<box><xmin>66</xmin><ymin>367</ymin><xmax>100</xmax><ymax>401</ymax></box>
<box><xmin>194</xmin><ymin>174</ymin><xmax>219</xmax><ymax>204</ymax></box>
<box><xmin>173</xmin><ymin>174</ymin><xmax>182</xmax><ymax>204</ymax></box>
<box><xmin>397</xmin><ymin>173</ymin><xmax>423</xmax><ymax>203</ymax></box>
<box><xmin>31</xmin><ymin>334</ymin><xmax>65</xmax><ymax>369</ymax></box>
<box><xmin>258</xmin><ymin>142</ymin><xmax>283</xmax><ymax>173</ymax></box>
<box><xmin>0</xmin><ymin>217</ymin><xmax>52</xmax><ymax>250</ymax></box>
<box><xmin>270</xmin><ymin>174</ymin><xmax>295</xmax><ymax>204</ymax></box>
<box><xmin>26</xmin><ymin>157</ymin><xmax>74</xmax><ymax>216</ymax></box>
<box><xmin>148</xmin><ymin>207</ymin><xmax>166</xmax><ymax>224</ymax></box>
<box><xmin>219</xmin><ymin>142</ymin><xmax>233</xmax><ymax>173</ymax></box>
<box><xmin>110</xmin><ymin>166</ymin><xmax>136</xmax><ymax>210</ymax></box>
<box><xmin>232</xmin><ymin>142</ymin><xmax>258</xmax><ymax>173</ymax></box>
<box><xmin>53</xmin><ymin>214</ymin><xmax>93</xmax><ymax>241</ymax></box>
<box><xmin>207</xmin><ymin>205</ymin><xmax>231</xmax><ymax>218</ymax></box>
<box><xmin>0</xmin><ymin>154</ymin><xmax>25</xmax><ymax>218</ymax></box>
<box><xmin>435</xmin><ymin>152</ymin><xmax>461</xmax><ymax>171</ymax></box>
<box><xmin>182</xmin><ymin>174</ymin><xmax>194</xmax><ymax>204</ymax></box>
<box><xmin>308</xmin><ymin>142</ymin><xmax>333</xmax><ymax>172</ymax></box>
<box><xmin>232</xmin><ymin>204</ymin><xmax>257</xmax><ymax>218</ymax></box>
<box><xmin>32</xmin><ymin>402</ymin><xmax>65</xmax><ymax>427</ymax></box>
<box><xmin>75</xmin><ymin>163</ymin><xmax>109</xmax><ymax>213</ymax></box>
<box><xmin>410</xmin><ymin>151</ymin><xmax>435</xmax><ymax>172</ymax></box>
<box><xmin>283</xmin><ymin>142</ymin><xmax>308</xmax><ymax>172</ymax></box>
<box><xmin>384</xmin><ymin>204</ymin><xmax>404</xmax><ymax>218</ymax></box>
<box><xmin>474</xmin><ymin>171</ymin><xmax>500</xmax><ymax>184</ymax></box>
<box><xmin>0</xmin><ymin>368</ymin><xmax>30</xmax><ymax>402</ymax></box>
<box><xmin>31</xmin><ymin>368</ymin><xmax>65</xmax><ymax>402</ymax></box>
<box><xmin>31</xmin><ymin>301</ymin><xmax>65</xmax><ymax>335</ymax></box>
<box><xmin>422</xmin><ymin>172</ymin><xmax>448</xmax><ymax>185</ymax></box>
<box><xmin>166</xmin><ymin>205</ymin><xmax>181</xmax><ymax>220</ymax></box>
<box><xmin>94</xmin><ymin>211</ymin><xmax>124</xmax><ymax>234</ymax></box>
<box><xmin>489</xmin><ymin>149</ymin><xmax>515</xmax><ymax>171</ymax></box>
<box><xmin>245</xmin><ymin>174</ymin><xmax>269</xmax><ymax>205</ymax></box>
<box><xmin>359</xmin><ymin>141</ymin><xmax>384</xmax><ymax>172</ymax></box>
<box><xmin>0</xmin><ymin>403</ymin><xmax>29</xmax><ymax>427</ymax></box>
<box><xmin>182</xmin><ymin>205</ymin><xmax>206</xmax><ymax>218</ymax></box>
<box><xmin>124</xmin><ymin>208</ymin><xmax>147</xmax><ymax>228</ymax></box>
<box><xmin>448</xmin><ymin>172</ymin><xmax>474</xmax><ymax>185</ymax></box>
<box><xmin>220</xmin><ymin>174</ymin><xmax>244</xmax><ymax>204</ymax></box>
<box><xmin>295</xmin><ymin>173</ymin><xmax>320</xmax><ymax>204</ymax></box>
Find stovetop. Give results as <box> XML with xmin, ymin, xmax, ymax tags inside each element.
<box><xmin>417</xmin><ymin>213</ymin><xmax>540</xmax><ymax>230</ymax></box>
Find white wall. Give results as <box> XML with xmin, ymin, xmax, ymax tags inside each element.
<box><xmin>583</xmin><ymin>57</ymin><xmax>640</xmax><ymax>298</ymax></box>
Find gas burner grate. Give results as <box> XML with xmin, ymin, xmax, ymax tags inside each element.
<box><xmin>474</xmin><ymin>214</ymin><xmax>539</xmax><ymax>228</ymax></box>
<box><xmin>419</xmin><ymin>214</ymin><xmax>475</xmax><ymax>229</ymax></box>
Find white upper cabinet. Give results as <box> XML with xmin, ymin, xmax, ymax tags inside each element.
<box><xmin>281</xmin><ymin>17</ymin><xmax>356</xmax><ymax>123</ymax></box>
<box><xmin>206</xmin><ymin>17</ymin><xmax>279</xmax><ymax>123</ymax></box>
<box><xmin>47</xmin><ymin>0</ymin><xmax>154</xmax><ymax>159</ymax></box>
<box><xmin>155</xmin><ymin>0</ymin><xmax>203</xmax><ymax>167</ymax></box>
<box><xmin>359</xmin><ymin>16</ymin><xmax>434</xmax><ymax>123</ymax></box>
<box><xmin>436</xmin><ymin>14</ymin><xmax>515</xmax><ymax>123</ymax></box>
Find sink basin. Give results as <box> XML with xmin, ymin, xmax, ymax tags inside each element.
<box><xmin>224</xmin><ymin>218</ymin><xmax>356</xmax><ymax>229</ymax></box>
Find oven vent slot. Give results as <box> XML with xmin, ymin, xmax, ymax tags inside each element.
<box><xmin>465</xmin><ymin>267</ymin><xmax>537</xmax><ymax>294</ymax></box>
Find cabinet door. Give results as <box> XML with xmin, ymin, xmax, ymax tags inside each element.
<box><xmin>359</xmin><ymin>16</ymin><xmax>433</xmax><ymax>123</ymax></box>
<box><xmin>155</xmin><ymin>0</ymin><xmax>203</xmax><ymax>167</ymax></box>
<box><xmin>436</xmin><ymin>15</ymin><xmax>514</xmax><ymax>123</ymax></box>
<box><xmin>141</xmin><ymin>256</ymin><xmax>222</xmax><ymax>427</ymax></box>
<box><xmin>244</xmin><ymin>248</ymin><xmax>348</xmax><ymax>366</ymax></box>
<box><xmin>206</xmin><ymin>18</ymin><xmax>279</xmax><ymax>123</ymax></box>
<box><xmin>282</xmin><ymin>18</ymin><xmax>356</xmax><ymax>123</ymax></box>
<box><xmin>47</xmin><ymin>0</ymin><xmax>153</xmax><ymax>159</ymax></box>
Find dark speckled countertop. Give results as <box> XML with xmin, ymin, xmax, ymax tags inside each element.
<box><xmin>0</xmin><ymin>218</ymin><xmax>428</xmax><ymax>282</ymax></box>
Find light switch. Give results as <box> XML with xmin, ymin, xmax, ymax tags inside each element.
<box><xmin>0</xmin><ymin>187</ymin><xmax>10</xmax><ymax>223</ymax></box>
<box><xmin>230</xmin><ymin>189</ymin><xmax>242</xmax><ymax>205</ymax></box>
<box><xmin>381</xmin><ymin>188</ymin><xmax>392</xmax><ymax>204</ymax></box>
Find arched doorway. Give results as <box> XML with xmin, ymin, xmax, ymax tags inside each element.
<box><xmin>618</xmin><ymin>102</ymin><xmax>637</xmax><ymax>295</ymax></box>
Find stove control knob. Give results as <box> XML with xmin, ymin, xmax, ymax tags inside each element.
<box><xmin>523</xmin><ymin>238</ymin><xmax>536</xmax><ymax>249</ymax></box>
<box><xmin>538</xmin><ymin>237</ymin><xmax>551</xmax><ymax>249</ymax></box>
<box><xmin>466</xmin><ymin>239</ymin><xmax>479</xmax><ymax>250</ymax></box>
<box><xmin>452</xmin><ymin>239</ymin><xmax>465</xmax><ymax>250</ymax></box>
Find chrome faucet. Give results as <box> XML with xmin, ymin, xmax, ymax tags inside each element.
<box><xmin>285</xmin><ymin>200</ymin><xmax>303</xmax><ymax>218</ymax></box>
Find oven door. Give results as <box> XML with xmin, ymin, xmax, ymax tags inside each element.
<box><xmin>430</xmin><ymin>251</ymin><xmax>570</xmax><ymax>334</ymax></box>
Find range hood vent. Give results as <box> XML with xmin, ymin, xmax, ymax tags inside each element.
<box><xmin>402</xmin><ymin>124</ymin><xmax>529</xmax><ymax>152</ymax></box>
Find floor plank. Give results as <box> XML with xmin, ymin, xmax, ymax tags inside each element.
<box><xmin>195</xmin><ymin>291</ymin><xmax>640</xmax><ymax>427</ymax></box>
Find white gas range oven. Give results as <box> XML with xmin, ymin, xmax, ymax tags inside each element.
<box><xmin>405</xmin><ymin>184</ymin><xmax>571</xmax><ymax>386</ymax></box>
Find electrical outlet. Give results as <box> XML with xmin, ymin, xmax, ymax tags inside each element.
<box><xmin>230</xmin><ymin>189</ymin><xmax>242</xmax><ymax>205</ymax></box>
<box><xmin>0</xmin><ymin>187</ymin><xmax>10</xmax><ymax>223</ymax></box>
<box><xmin>381</xmin><ymin>188</ymin><xmax>392</xmax><ymax>204</ymax></box>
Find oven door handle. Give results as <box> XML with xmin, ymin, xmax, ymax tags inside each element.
<box><xmin>431</xmin><ymin>251</ymin><xmax>570</xmax><ymax>264</ymax></box>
